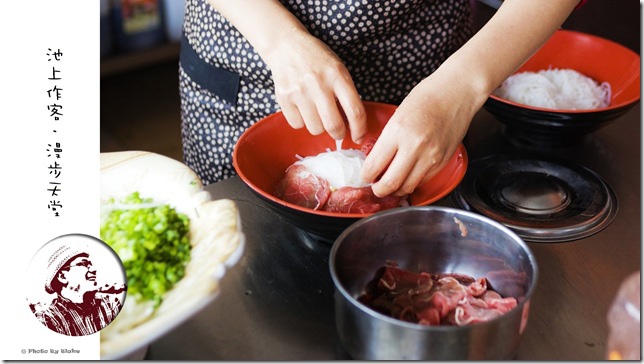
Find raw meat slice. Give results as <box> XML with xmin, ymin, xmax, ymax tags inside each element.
<box><xmin>323</xmin><ymin>186</ymin><xmax>401</xmax><ymax>214</ymax></box>
<box><xmin>274</xmin><ymin>137</ymin><xmax>407</xmax><ymax>213</ymax></box>
<box><xmin>274</xmin><ymin>164</ymin><xmax>331</xmax><ymax>210</ymax></box>
<box><xmin>358</xmin><ymin>262</ymin><xmax>518</xmax><ymax>326</ymax></box>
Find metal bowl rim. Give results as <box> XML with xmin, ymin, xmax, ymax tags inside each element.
<box><xmin>329</xmin><ymin>205</ymin><xmax>539</xmax><ymax>331</ymax></box>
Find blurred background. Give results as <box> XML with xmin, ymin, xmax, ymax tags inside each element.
<box><xmin>99</xmin><ymin>0</ymin><xmax>640</xmax><ymax>164</ymax></box>
<box><xmin>100</xmin><ymin>0</ymin><xmax>184</xmax><ymax>162</ymax></box>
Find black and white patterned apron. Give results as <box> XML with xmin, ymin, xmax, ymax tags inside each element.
<box><xmin>179</xmin><ymin>0</ymin><xmax>473</xmax><ymax>185</ymax></box>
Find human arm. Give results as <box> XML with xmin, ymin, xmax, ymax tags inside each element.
<box><xmin>206</xmin><ymin>0</ymin><xmax>367</xmax><ymax>143</ymax></box>
<box><xmin>361</xmin><ymin>0</ymin><xmax>581</xmax><ymax>197</ymax></box>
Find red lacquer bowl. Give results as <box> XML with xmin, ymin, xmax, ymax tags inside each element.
<box><xmin>233</xmin><ymin>101</ymin><xmax>468</xmax><ymax>242</ymax></box>
<box><xmin>485</xmin><ymin>29</ymin><xmax>640</xmax><ymax>147</ymax></box>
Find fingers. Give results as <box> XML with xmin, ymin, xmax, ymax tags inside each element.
<box><xmin>361</xmin><ymin>135</ymin><xmax>396</xmax><ymax>184</ymax></box>
<box><xmin>279</xmin><ymin>100</ymin><xmax>305</xmax><ymax>130</ymax></box>
<box><xmin>297</xmin><ymin>99</ymin><xmax>326</xmax><ymax>136</ymax></box>
<box><xmin>374</xmin><ymin>157</ymin><xmax>424</xmax><ymax>198</ymax></box>
<box><xmin>274</xmin><ymin>60</ymin><xmax>365</xmax><ymax>141</ymax></box>
<box><xmin>361</xmin><ymin>125</ymin><xmax>447</xmax><ymax>198</ymax></box>
<box><xmin>334</xmin><ymin>76</ymin><xmax>367</xmax><ymax>143</ymax></box>
<box><xmin>370</xmin><ymin>154</ymin><xmax>415</xmax><ymax>198</ymax></box>
<box><xmin>363</xmin><ymin>142</ymin><xmax>418</xmax><ymax>198</ymax></box>
<box><xmin>317</xmin><ymin>91</ymin><xmax>347</xmax><ymax>141</ymax></box>
<box><xmin>368</xmin><ymin>151</ymin><xmax>444</xmax><ymax>198</ymax></box>
<box><xmin>373</xmin><ymin>155</ymin><xmax>443</xmax><ymax>198</ymax></box>
<box><xmin>279</xmin><ymin>89</ymin><xmax>347</xmax><ymax>139</ymax></box>
<box><xmin>276</xmin><ymin>90</ymin><xmax>325</xmax><ymax>135</ymax></box>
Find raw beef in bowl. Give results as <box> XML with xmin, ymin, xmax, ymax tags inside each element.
<box><xmin>274</xmin><ymin>139</ymin><xmax>407</xmax><ymax>214</ymax></box>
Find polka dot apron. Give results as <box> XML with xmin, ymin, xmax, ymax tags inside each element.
<box><xmin>179</xmin><ymin>0</ymin><xmax>473</xmax><ymax>185</ymax></box>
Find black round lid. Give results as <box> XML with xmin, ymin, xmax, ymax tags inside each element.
<box><xmin>450</xmin><ymin>155</ymin><xmax>618</xmax><ymax>243</ymax></box>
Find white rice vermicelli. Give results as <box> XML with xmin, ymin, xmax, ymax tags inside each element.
<box><xmin>295</xmin><ymin>139</ymin><xmax>371</xmax><ymax>189</ymax></box>
<box><xmin>493</xmin><ymin>68</ymin><xmax>611</xmax><ymax>110</ymax></box>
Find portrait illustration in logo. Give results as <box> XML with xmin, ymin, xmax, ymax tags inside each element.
<box><xmin>27</xmin><ymin>234</ymin><xmax>127</xmax><ymax>336</ymax></box>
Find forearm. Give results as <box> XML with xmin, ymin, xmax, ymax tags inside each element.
<box><xmin>206</xmin><ymin>0</ymin><xmax>310</xmax><ymax>63</ymax></box>
<box><xmin>430</xmin><ymin>0</ymin><xmax>580</xmax><ymax>108</ymax></box>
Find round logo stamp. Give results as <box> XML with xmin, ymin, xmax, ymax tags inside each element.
<box><xmin>26</xmin><ymin>233</ymin><xmax>127</xmax><ymax>336</ymax></box>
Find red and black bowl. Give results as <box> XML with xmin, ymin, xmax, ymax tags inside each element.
<box><xmin>484</xmin><ymin>29</ymin><xmax>640</xmax><ymax>148</ymax></box>
<box><xmin>233</xmin><ymin>101</ymin><xmax>468</xmax><ymax>243</ymax></box>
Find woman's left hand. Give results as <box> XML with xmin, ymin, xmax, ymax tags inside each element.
<box><xmin>360</xmin><ymin>0</ymin><xmax>581</xmax><ymax>198</ymax></box>
<box><xmin>360</xmin><ymin>74</ymin><xmax>483</xmax><ymax>198</ymax></box>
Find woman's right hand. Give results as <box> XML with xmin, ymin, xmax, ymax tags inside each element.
<box><xmin>262</xmin><ymin>29</ymin><xmax>367</xmax><ymax>143</ymax></box>
<box><xmin>209</xmin><ymin>0</ymin><xmax>367</xmax><ymax>142</ymax></box>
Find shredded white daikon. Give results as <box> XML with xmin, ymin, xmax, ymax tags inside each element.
<box><xmin>493</xmin><ymin>68</ymin><xmax>611</xmax><ymax>110</ymax></box>
<box><xmin>295</xmin><ymin>139</ymin><xmax>371</xmax><ymax>189</ymax></box>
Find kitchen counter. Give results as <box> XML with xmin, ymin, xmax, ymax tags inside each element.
<box><xmin>145</xmin><ymin>1</ymin><xmax>640</xmax><ymax>360</ymax></box>
<box><xmin>145</xmin><ymin>104</ymin><xmax>640</xmax><ymax>361</ymax></box>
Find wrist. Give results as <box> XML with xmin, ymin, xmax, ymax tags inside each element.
<box><xmin>208</xmin><ymin>0</ymin><xmax>309</xmax><ymax>65</ymax></box>
<box><xmin>259</xmin><ymin>25</ymin><xmax>312</xmax><ymax>66</ymax></box>
<box><xmin>429</xmin><ymin>57</ymin><xmax>494</xmax><ymax>112</ymax></box>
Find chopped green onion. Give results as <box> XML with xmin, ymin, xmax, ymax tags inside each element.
<box><xmin>100</xmin><ymin>191</ymin><xmax>191</xmax><ymax>307</ymax></box>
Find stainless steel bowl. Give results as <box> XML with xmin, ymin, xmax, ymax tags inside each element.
<box><xmin>329</xmin><ymin>206</ymin><xmax>538</xmax><ymax>360</ymax></box>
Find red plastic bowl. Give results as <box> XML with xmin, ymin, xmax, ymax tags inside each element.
<box><xmin>485</xmin><ymin>29</ymin><xmax>640</xmax><ymax>147</ymax></box>
<box><xmin>233</xmin><ymin>101</ymin><xmax>468</xmax><ymax>242</ymax></box>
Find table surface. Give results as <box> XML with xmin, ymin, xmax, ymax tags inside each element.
<box><xmin>145</xmin><ymin>1</ymin><xmax>641</xmax><ymax>360</ymax></box>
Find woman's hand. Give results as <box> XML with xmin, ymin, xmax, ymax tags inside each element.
<box><xmin>359</xmin><ymin>0</ymin><xmax>580</xmax><ymax>198</ymax></box>
<box><xmin>263</xmin><ymin>30</ymin><xmax>367</xmax><ymax>143</ymax></box>
<box><xmin>360</xmin><ymin>72</ymin><xmax>482</xmax><ymax>198</ymax></box>
<box><xmin>207</xmin><ymin>0</ymin><xmax>367</xmax><ymax>143</ymax></box>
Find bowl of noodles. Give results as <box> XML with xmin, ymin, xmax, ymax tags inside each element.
<box><xmin>485</xmin><ymin>29</ymin><xmax>640</xmax><ymax>148</ymax></box>
<box><xmin>233</xmin><ymin>101</ymin><xmax>468</xmax><ymax>243</ymax></box>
